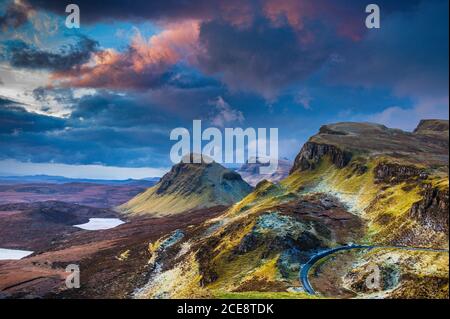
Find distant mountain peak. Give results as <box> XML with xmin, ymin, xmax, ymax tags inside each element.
<box><xmin>237</xmin><ymin>157</ymin><xmax>292</xmax><ymax>186</ymax></box>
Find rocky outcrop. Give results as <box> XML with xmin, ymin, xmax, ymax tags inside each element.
<box><xmin>292</xmin><ymin>121</ymin><xmax>449</xmax><ymax>170</ymax></box>
<box><xmin>318</xmin><ymin>125</ymin><xmax>348</xmax><ymax>135</ymax></box>
<box><xmin>374</xmin><ymin>162</ymin><xmax>428</xmax><ymax>184</ymax></box>
<box><xmin>409</xmin><ymin>184</ymin><xmax>449</xmax><ymax>232</ymax></box>
<box><xmin>290</xmin><ymin>142</ymin><xmax>352</xmax><ymax>173</ymax></box>
<box><xmin>414</xmin><ymin>119</ymin><xmax>449</xmax><ymax>135</ymax></box>
<box><xmin>119</xmin><ymin>155</ymin><xmax>252</xmax><ymax>216</ymax></box>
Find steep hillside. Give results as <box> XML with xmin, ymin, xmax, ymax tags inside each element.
<box><xmin>287</xmin><ymin>120</ymin><xmax>448</xmax><ymax>248</ymax></box>
<box><xmin>132</xmin><ymin>120</ymin><xmax>448</xmax><ymax>299</ymax></box>
<box><xmin>119</xmin><ymin>155</ymin><xmax>252</xmax><ymax>216</ymax></box>
<box><xmin>237</xmin><ymin>158</ymin><xmax>292</xmax><ymax>186</ymax></box>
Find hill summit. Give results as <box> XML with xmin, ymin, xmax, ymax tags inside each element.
<box><xmin>119</xmin><ymin>154</ymin><xmax>252</xmax><ymax>216</ymax></box>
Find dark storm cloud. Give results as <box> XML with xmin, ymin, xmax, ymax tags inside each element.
<box><xmin>32</xmin><ymin>0</ymin><xmax>423</xmax><ymax>96</ymax></box>
<box><xmin>165</xmin><ymin>68</ymin><xmax>220</xmax><ymax>90</ymax></box>
<box><xmin>196</xmin><ymin>18</ymin><xmax>338</xmax><ymax>98</ymax></box>
<box><xmin>329</xmin><ymin>0</ymin><xmax>449</xmax><ymax>99</ymax></box>
<box><xmin>0</xmin><ymin>127</ymin><xmax>169</xmax><ymax>167</ymax></box>
<box><xmin>69</xmin><ymin>92</ymin><xmax>170</xmax><ymax>127</ymax></box>
<box><xmin>26</xmin><ymin>0</ymin><xmax>216</xmax><ymax>23</ymax></box>
<box><xmin>1</xmin><ymin>35</ymin><xmax>98</xmax><ymax>72</ymax></box>
<box><xmin>32</xmin><ymin>87</ymin><xmax>73</xmax><ymax>104</ymax></box>
<box><xmin>25</xmin><ymin>0</ymin><xmax>420</xmax><ymax>25</ymax></box>
<box><xmin>0</xmin><ymin>93</ymin><xmax>176</xmax><ymax>167</ymax></box>
<box><xmin>0</xmin><ymin>98</ymin><xmax>65</xmax><ymax>134</ymax></box>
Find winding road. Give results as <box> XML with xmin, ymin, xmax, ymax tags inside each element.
<box><xmin>300</xmin><ymin>244</ymin><xmax>449</xmax><ymax>295</ymax></box>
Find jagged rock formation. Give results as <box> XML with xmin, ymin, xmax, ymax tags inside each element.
<box><xmin>287</xmin><ymin>120</ymin><xmax>449</xmax><ymax>248</ymax></box>
<box><xmin>291</xmin><ymin>121</ymin><xmax>449</xmax><ymax>174</ymax></box>
<box><xmin>410</xmin><ymin>183</ymin><xmax>449</xmax><ymax>233</ymax></box>
<box><xmin>290</xmin><ymin>142</ymin><xmax>352</xmax><ymax>173</ymax></box>
<box><xmin>414</xmin><ymin>119</ymin><xmax>449</xmax><ymax>137</ymax></box>
<box><xmin>374</xmin><ymin>162</ymin><xmax>428</xmax><ymax>184</ymax></box>
<box><xmin>119</xmin><ymin>154</ymin><xmax>252</xmax><ymax>216</ymax></box>
<box><xmin>340</xmin><ymin>248</ymin><xmax>449</xmax><ymax>299</ymax></box>
<box><xmin>237</xmin><ymin>157</ymin><xmax>292</xmax><ymax>186</ymax></box>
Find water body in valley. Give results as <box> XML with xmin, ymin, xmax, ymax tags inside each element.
<box><xmin>73</xmin><ymin>218</ymin><xmax>125</xmax><ymax>230</ymax></box>
<box><xmin>0</xmin><ymin>248</ymin><xmax>34</xmax><ymax>260</ymax></box>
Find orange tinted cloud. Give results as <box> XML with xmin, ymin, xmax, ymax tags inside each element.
<box><xmin>52</xmin><ymin>20</ymin><xmax>200</xmax><ymax>89</ymax></box>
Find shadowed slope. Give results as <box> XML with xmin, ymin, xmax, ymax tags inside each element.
<box><xmin>119</xmin><ymin>155</ymin><xmax>252</xmax><ymax>216</ymax></box>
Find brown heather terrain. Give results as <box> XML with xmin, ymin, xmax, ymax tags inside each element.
<box><xmin>0</xmin><ymin>201</ymin><xmax>117</xmax><ymax>251</ymax></box>
<box><xmin>0</xmin><ymin>206</ymin><xmax>226</xmax><ymax>298</ymax></box>
<box><xmin>0</xmin><ymin>182</ymin><xmax>150</xmax><ymax>208</ymax></box>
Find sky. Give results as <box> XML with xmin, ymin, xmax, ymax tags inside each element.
<box><xmin>0</xmin><ymin>0</ymin><xmax>448</xmax><ymax>179</ymax></box>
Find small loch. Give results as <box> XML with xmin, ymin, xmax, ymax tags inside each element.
<box><xmin>0</xmin><ymin>248</ymin><xmax>34</xmax><ymax>260</ymax></box>
<box><xmin>73</xmin><ymin>218</ymin><xmax>125</xmax><ymax>230</ymax></box>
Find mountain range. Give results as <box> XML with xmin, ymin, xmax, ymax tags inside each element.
<box><xmin>0</xmin><ymin>120</ymin><xmax>448</xmax><ymax>299</ymax></box>
<box><xmin>129</xmin><ymin>119</ymin><xmax>448</xmax><ymax>299</ymax></box>
<box><xmin>0</xmin><ymin>175</ymin><xmax>159</xmax><ymax>186</ymax></box>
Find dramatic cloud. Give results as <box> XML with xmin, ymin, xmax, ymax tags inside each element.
<box><xmin>261</xmin><ymin>0</ymin><xmax>420</xmax><ymax>40</ymax></box>
<box><xmin>0</xmin><ymin>0</ymin><xmax>447</xmax><ymax>174</ymax></box>
<box><xmin>0</xmin><ymin>97</ymin><xmax>65</xmax><ymax>134</ymax></box>
<box><xmin>24</xmin><ymin>0</ymin><xmax>423</xmax><ymax>96</ymax></box>
<box><xmin>196</xmin><ymin>17</ymin><xmax>338</xmax><ymax>99</ymax></box>
<box><xmin>69</xmin><ymin>92</ymin><xmax>171</xmax><ymax>127</ymax></box>
<box><xmin>1</xmin><ymin>35</ymin><xmax>98</xmax><ymax>71</ymax></box>
<box><xmin>26</xmin><ymin>0</ymin><xmax>215</xmax><ymax>23</ymax></box>
<box><xmin>52</xmin><ymin>21</ymin><xmax>200</xmax><ymax>90</ymax></box>
<box><xmin>330</xmin><ymin>0</ymin><xmax>448</xmax><ymax>101</ymax></box>
<box><xmin>0</xmin><ymin>93</ymin><xmax>179</xmax><ymax>167</ymax></box>
<box><xmin>26</xmin><ymin>0</ymin><xmax>419</xmax><ymax>29</ymax></box>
